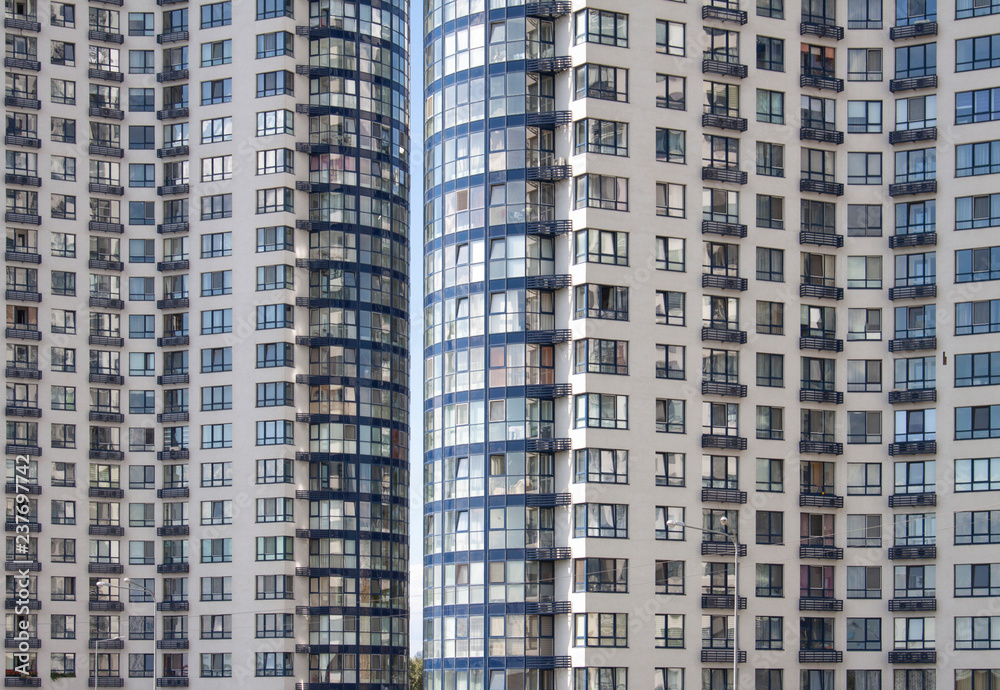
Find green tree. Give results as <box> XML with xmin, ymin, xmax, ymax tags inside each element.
<box><xmin>409</xmin><ymin>655</ymin><xmax>423</xmax><ymax>690</ymax></box>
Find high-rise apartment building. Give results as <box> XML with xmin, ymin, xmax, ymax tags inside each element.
<box><xmin>423</xmin><ymin>1</ymin><xmax>1000</xmax><ymax>689</ymax></box>
<box><xmin>4</xmin><ymin>0</ymin><xmax>409</xmax><ymax>685</ymax></box>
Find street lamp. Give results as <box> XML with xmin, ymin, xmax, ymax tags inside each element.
<box><xmin>667</xmin><ymin>517</ymin><xmax>742</xmax><ymax>690</ymax></box>
<box><xmin>96</xmin><ymin>579</ymin><xmax>155</xmax><ymax>686</ymax></box>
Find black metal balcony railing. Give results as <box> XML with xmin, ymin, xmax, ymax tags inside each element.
<box><xmin>3</xmin><ymin>57</ymin><xmax>40</xmax><ymax>71</ymax></box>
<box><xmin>799</xmin><ymin>544</ymin><xmax>843</xmax><ymax>559</ymax></box>
<box><xmin>800</xmin><ymin>19</ymin><xmax>844</xmax><ymax>39</ymax></box>
<box><xmin>888</xmin><ymin>492</ymin><xmax>936</xmax><ymax>507</ymax></box>
<box><xmin>889</xmin><ymin>75</ymin><xmax>937</xmax><ymax>92</ymax></box>
<box><xmin>701</xmin><ymin>434</ymin><xmax>748</xmax><ymax>450</ymax></box>
<box><xmin>889</xmin><ymin>232</ymin><xmax>936</xmax><ymax>248</ymax></box>
<box><xmin>4</xmin><ymin>250</ymin><xmax>41</xmax><ymax>264</ymax></box>
<box><xmin>702</xmin><ymin>166</ymin><xmax>748</xmax><ymax>184</ymax></box>
<box><xmin>888</xmin><ymin>440</ymin><xmax>936</xmax><ymax>455</ymax></box>
<box><xmin>525</xmin><ymin>110</ymin><xmax>572</xmax><ymax>128</ymax></box>
<box><xmin>88</xmin><ymin>296</ymin><xmax>125</xmax><ymax>309</ymax></box>
<box><xmin>5</xmin><ymin>327</ymin><xmax>41</xmax><ymax>341</ymax></box>
<box><xmin>4</xmin><ymin>212</ymin><xmax>41</xmax><ymax>225</ymax></box>
<box><xmin>524</xmin><ymin>383</ymin><xmax>572</xmax><ymax>398</ymax></box>
<box><xmin>156</xmin><ymin>449</ymin><xmax>190</xmax><ymax>461</ymax></box>
<box><xmin>702</xmin><ymin>3</ymin><xmax>748</xmax><ymax>23</ymax></box>
<box><xmin>4</xmin><ymin>134</ymin><xmax>41</xmax><ymax>148</ymax></box>
<box><xmin>524</xmin><ymin>329</ymin><xmax>572</xmax><ymax>345</ymax></box>
<box><xmin>89</xmin><ymin>144</ymin><xmax>124</xmax><ymax>158</ymax></box>
<box><xmin>88</xmin><ymin>28</ymin><xmax>124</xmax><ymax>44</ymax></box>
<box><xmin>89</xmin><ymin>487</ymin><xmax>124</xmax><ymax>498</ymax></box>
<box><xmin>702</xmin><ymin>381</ymin><xmax>748</xmax><ymax>397</ymax></box>
<box><xmin>702</xmin><ymin>541</ymin><xmax>748</xmax><ymax>556</ymax></box>
<box><xmin>89</xmin><ymin>258</ymin><xmax>124</xmax><ymax>271</ymax></box>
<box><xmin>89</xmin><ymin>410</ymin><xmax>124</xmax><ymax>423</ymax></box>
<box><xmin>702</xmin><ymin>113</ymin><xmax>748</xmax><ymax>131</ymax></box>
<box><xmin>799</xmin><ymin>596</ymin><xmax>844</xmax><ymax>611</ymax></box>
<box><xmin>888</xmin><ymin>545</ymin><xmax>936</xmax><ymax>559</ymax></box>
<box><xmin>889</xmin><ymin>127</ymin><xmax>937</xmax><ymax>144</ymax></box>
<box><xmin>889</xmin><ymin>650</ymin><xmax>936</xmax><ymax>664</ymax></box>
<box><xmin>156</xmin><ymin>68</ymin><xmax>189</xmax><ymax>82</ymax></box>
<box><xmin>799</xmin><ymin>440</ymin><xmax>843</xmax><ymax>455</ymax></box>
<box><xmin>88</xmin><ymin>106</ymin><xmax>125</xmax><ymax>120</ymax></box>
<box><xmin>4</xmin><ymin>404</ymin><xmax>40</xmax><ymax>418</ymax></box>
<box><xmin>889</xmin><ymin>180</ymin><xmax>937</xmax><ymax>197</ymax></box>
<box><xmin>157</xmin><ymin>374</ymin><xmax>189</xmax><ymax>385</ymax></box>
<box><xmin>88</xmin><ymin>67</ymin><xmax>124</xmax><ymax>82</ymax></box>
<box><xmin>156</xmin><ymin>107</ymin><xmax>189</xmax><ymax>120</ymax></box>
<box><xmin>157</xmin><ymin>336</ymin><xmax>190</xmax><ymax>347</ymax></box>
<box><xmin>888</xmin><ymin>597</ymin><xmax>936</xmax><ymax>611</ymax></box>
<box><xmin>799</xmin><ymin>650</ymin><xmax>843</xmax><ymax>663</ymax></box>
<box><xmin>524</xmin><ymin>493</ymin><xmax>571</xmax><ymax>508</ymax></box>
<box><xmin>89</xmin><ymin>221</ymin><xmax>125</xmax><ymax>234</ymax></box>
<box><xmin>4</xmin><ymin>17</ymin><xmax>41</xmax><ymax>31</ymax></box>
<box><xmin>799</xmin><ymin>389</ymin><xmax>844</xmax><ymax>404</ymax></box>
<box><xmin>800</xmin><ymin>73</ymin><xmax>844</xmax><ymax>92</ymax></box>
<box><xmin>702</xmin><ymin>274</ymin><xmax>748</xmax><ymax>291</ymax></box>
<box><xmin>524</xmin><ymin>1</ymin><xmax>572</xmax><ymax>17</ymax></box>
<box><xmin>157</xmin><ymin>222</ymin><xmax>190</xmax><ymax>234</ymax></box>
<box><xmin>701</xmin><ymin>487</ymin><xmax>748</xmax><ymax>504</ymax></box>
<box><xmin>888</xmin><ymin>336</ymin><xmax>936</xmax><ymax>352</ymax></box>
<box><xmin>889</xmin><ymin>388</ymin><xmax>936</xmax><ymax>404</ymax></box>
<box><xmin>889</xmin><ymin>284</ymin><xmax>936</xmax><ymax>300</ymax></box>
<box><xmin>701</xmin><ymin>593</ymin><xmax>748</xmax><ymax>609</ymax></box>
<box><xmin>702</xmin><ymin>58</ymin><xmax>749</xmax><ymax>78</ymax></box>
<box><xmin>87</xmin><ymin>562</ymin><xmax>124</xmax><ymax>574</ymax></box>
<box><xmin>890</xmin><ymin>22</ymin><xmax>937</xmax><ymax>39</ymax></box>
<box><xmin>799</xmin><ymin>493</ymin><xmax>844</xmax><ymax>508</ymax></box>
<box><xmin>156</xmin><ymin>144</ymin><xmax>189</xmax><ymax>158</ymax></box>
<box><xmin>525</xmin><ymin>547</ymin><xmax>571</xmax><ymax>560</ymax></box>
<box><xmin>800</xmin><ymin>178</ymin><xmax>844</xmax><ymax>195</ymax></box>
<box><xmin>4</xmin><ymin>174</ymin><xmax>41</xmax><ymax>187</ymax></box>
<box><xmin>156</xmin><ymin>30</ymin><xmax>189</xmax><ymax>43</ymax></box>
<box><xmin>799</xmin><ymin>283</ymin><xmax>844</xmax><ymax>300</ymax></box>
<box><xmin>5</xmin><ymin>289</ymin><xmax>41</xmax><ymax>302</ymax></box>
<box><xmin>701</xmin><ymin>649</ymin><xmax>747</xmax><ymax>663</ymax></box>
<box><xmin>702</xmin><ymin>220</ymin><xmax>748</xmax><ymax>238</ymax></box>
<box><xmin>800</xmin><ymin>127</ymin><xmax>844</xmax><ymax>144</ymax></box>
<box><xmin>799</xmin><ymin>336</ymin><xmax>843</xmax><ymax>352</ymax></box>
<box><xmin>157</xmin><ymin>184</ymin><xmax>190</xmax><ymax>196</ymax></box>
<box><xmin>525</xmin><ymin>56</ymin><xmax>572</xmax><ymax>73</ymax></box>
<box><xmin>4</xmin><ymin>96</ymin><xmax>41</xmax><ymax>109</ymax></box>
<box><xmin>157</xmin><ymin>487</ymin><xmax>189</xmax><ymax>499</ymax></box>
<box><xmin>88</xmin><ymin>182</ymin><xmax>125</xmax><ymax>196</ymax></box>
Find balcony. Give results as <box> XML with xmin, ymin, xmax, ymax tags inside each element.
<box><xmin>702</xmin><ymin>58</ymin><xmax>748</xmax><ymax>78</ymax></box>
<box><xmin>5</xmin><ymin>327</ymin><xmax>40</xmax><ymax>341</ymax></box>
<box><xmin>800</xmin><ymin>179</ymin><xmax>844</xmax><ymax>196</ymax></box>
<box><xmin>157</xmin><ymin>30</ymin><xmax>189</xmax><ymax>43</ymax></box>
<box><xmin>157</xmin><ymin>222</ymin><xmax>189</xmax><ymax>234</ymax></box>
<box><xmin>3</xmin><ymin>57</ymin><xmax>39</xmax><ymax>71</ymax></box>
<box><xmin>524</xmin><ymin>438</ymin><xmax>571</xmax><ymax>453</ymax></box>
<box><xmin>888</xmin><ymin>336</ymin><xmax>935</xmax><ymax>352</ymax></box>
<box><xmin>524</xmin><ymin>275</ymin><xmax>571</xmax><ymax>291</ymax></box>
<box><xmin>525</xmin><ymin>329</ymin><xmax>571</xmax><ymax>344</ymax></box>
<box><xmin>800</xmin><ymin>19</ymin><xmax>844</xmax><ymax>39</ymax></box>
<box><xmin>3</xmin><ymin>521</ymin><xmax>38</xmax><ymax>532</ymax></box>
<box><xmin>88</xmin><ymin>106</ymin><xmax>124</xmax><ymax>120</ymax></box>
<box><xmin>799</xmin><ymin>597</ymin><xmax>843</xmax><ymax>611</ymax></box>
<box><xmin>524</xmin><ymin>383</ymin><xmax>572</xmax><ymax>398</ymax></box>
<box><xmin>89</xmin><ymin>410</ymin><xmax>124</xmax><ymax>423</ymax></box>
<box><xmin>89</xmin><ymin>258</ymin><xmax>124</xmax><ymax>271</ymax></box>
<box><xmin>701</xmin><ymin>542</ymin><xmax>747</xmax><ymax>557</ymax></box>
<box><xmin>89</xmin><ymin>487</ymin><xmax>124</xmax><ymax>498</ymax></box>
<box><xmin>156</xmin><ymin>298</ymin><xmax>190</xmax><ymax>310</ymax></box>
<box><xmin>702</xmin><ymin>220</ymin><xmax>747</xmax><ymax>238</ymax></box>
<box><xmin>88</xmin><ymin>28</ymin><xmax>124</xmax><ymax>43</ymax></box>
<box><xmin>702</xmin><ymin>381</ymin><xmax>747</xmax><ymax>397</ymax></box>
<box><xmin>888</xmin><ymin>545</ymin><xmax>936</xmax><ymax>559</ymax></box>
<box><xmin>525</xmin><ymin>56</ymin><xmax>571</xmax><ymax>73</ymax></box>
<box><xmin>88</xmin><ymin>335</ymin><xmax>124</xmax><ymax>347</ymax></box>
<box><xmin>799</xmin><ymin>283</ymin><xmax>843</xmax><ymax>300</ymax></box>
<box><xmin>88</xmin><ymin>296</ymin><xmax>124</xmax><ymax>309</ymax></box>
<box><xmin>890</xmin><ymin>127</ymin><xmax>937</xmax><ymax>144</ymax></box>
<box><xmin>889</xmin><ymin>388</ymin><xmax>936</xmax><ymax>404</ymax></box>
<box><xmin>157</xmin><ymin>562</ymin><xmax>189</xmax><ymax>573</ymax></box>
<box><xmin>157</xmin><ymin>487</ymin><xmax>189</xmax><ymax>499</ymax></box>
<box><xmin>4</xmin><ymin>404</ymin><xmax>40</xmax><ymax>418</ymax></box>
<box><xmin>799</xmin><ymin>493</ymin><xmax>844</xmax><ymax>508</ymax></box>
<box><xmin>157</xmin><ymin>449</ymin><xmax>190</xmax><ymax>461</ymax></box>
<box><xmin>889</xmin><ymin>492</ymin><xmax>936</xmax><ymax>507</ymax></box>
<box><xmin>88</xmin><ymin>562</ymin><xmax>123</xmax><ymax>574</ymax></box>
<box><xmin>157</xmin><ymin>600</ymin><xmax>190</xmax><ymax>611</ymax></box>
<box><xmin>4</xmin><ymin>444</ymin><xmax>41</xmax><ymax>457</ymax></box>
<box><xmin>88</xmin><ymin>525</ymin><xmax>124</xmax><ymax>537</ymax></box>
<box><xmin>156</xmin><ymin>145</ymin><xmax>189</xmax><ymax>158</ymax></box>
<box><xmin>3</xmin><ymin>174</ymin><xmax>40</xmax><ymax>187</ymax></box>
<box><xmin>890</xmin><ymin>22</ymin><xmax>937</xmax><ymax>39</ymax></box>
<box><xmin>89</xmin><ymin>144</ymin><xmax>124</xmax><ymax>158</ymax></box>
<box><xmin>701</xmin><ymin>326</ymin><xmax>747</xmax><ymax>343</ymax></box>
<box><xmin>157</xmin><ymin>336</ymin><xmax>189</xmax><ymax>347</ymax></box>
<box><xmin>157</xmin><ymin>374</ymin><xmax>189</xmax><ymax>385</ymax></box>
<box><xmin>702</xmin><ymin>274</ymin><xmax>747</xmax><ymax>291</ymax></box>
<box><xmin>701</xmin><ymin>594</ymin><xmax>748</xmax><ymax>609</ymax></box>
<box><xmin>4</xmin><ymin>250</ymin><xmax>40</xmax><ymax>264</ymax></box>
<box><xmin>525</xmin><ymin>547</ymin><xmax>571</xmax><ymax>560</ymax></box>
<box><xmin>800</xmin><ymin>74</ymin><xmax>844</xmax><ymax>92</ymax></box>
<box><xmin>156</xmin><ymin>107</ymin><xmax>189</xmax><ymax>120</ymax></box>
<box><xmin>3</xmin><ymin>598</ymin><xmax>40</xmax><ymax>609</ymax></box>
<box><xmin>155</xmin><ymin>677</ymin><xmax>189</xmax><ymax>687</ymax></box>
<box><xmin>156</xmin><ymin>68</ymin><xmax>189</xmax><ymax>82</ymax></box>
<box><xmin>524</xmin><ymin>601</ymin><xmax>571</xmax><ymax>615</ymax></box>
<box><xmin>525</xmin><ymin>110</ymin><xmax>572</xmax><ymax>128</ymax></box>
<box><xmin>525</xmin><ymin>164</ymin><xmax>572</xmax><ymax>181</ymax></box>
<box><xmin>157</xmin><ymin>412</ymin><xmax>189</xmax><ymax>423</ymax></box>
<box><xmin>889</xmin><ymin>597</ymin><xmax>936</xmax><ymax>612</ymax></box>
<box><xmin>4</xmin><ymin>135</ymin><xmax>40</xmax><ymax>148</ymax></box>
<box><xmin>4</xmin><ymin>96</ymin><xmax>41</xmax><ymax>109</ymax></box>
<box><xmin>799</xmin><ymin>545</ymin><xmax>843</xmax><ymax>559</ymax></box>
<box><xmin>799</xmin><ymin>650</ymin><xmax>842</xmax><ymax>663</ymax></box>
<box><xmin>5</xmin><ymin>482</ymin><xmax>40</xmax><ymax>495</ymax></box>
<box><xmin>88</xmin><ymin>679</ymin><xmax>124</xmax><ymax>688</ymax></box>
<box><xmin>888</xmin><ymin>440</ymin><xmax>935</xmax><ymax>455</ymax></box>
<box><xmin>4</xmin><ymin>290</ymin><xmax>40</xmax><ymax>303</ymax></box>
<box><xmin>88</xmin><ymin>68</ymin><xmax>123</xmax><ymax>83</ymax></box>
<box><xmin>889</xmin><ymin>75</ymin><xmax>937</xmax><ymax>92</ymax></box>
<box><xmin>889</xmin><ymin>180</ymin><xmax>936</xmax><ymax>197</ymax></box>
<box><xmin>701</xmin><ymin>434</ymin><xmax>748</xmax><ymax>450</ymax></box>
<box><xmin>4</xmin><ymin>212</ymin><xmax>41</xmax><ymax>225</ymax></box>
<box><xmin>889</xmin><ymin>284</ymin><xmax>936</xmax><ymax>300</ymax></box>
<box><xmin>889</xmin><ymin>651</ymin><xmax>936</xmax><ymax>664</ymax></box>
<box><xmin>799</xmin><ymin>440</ymin><xmax>843</xmax><ymax>455</ymax></box>
<box><xmin>800</xmin><ymin>127</ymin><xmax>844</xmax><ymax>144</ymax></box>
<box><xmin>799</xmin><ymin>389</ymin><xmax>844</xmax><ymax>404</ymax></box>
<box><xmin>890</xmin><ymin>232</ymin><xmax>936</xmax><ymax>248</ymax></box>
<box><xmin>89</xmin><ymin>449</ymin><xmax>124</xmax><ymax>461</ymax></box>
<box><xmin>702</xmin><ymin>167</ymin><xmax>747</xmax><ymax>184</ymax></box>
<box><xmin>157</xmin><ymin>525</ymin><xmax>189</xmax><ymax>536</ymax></box>
<box><xmin>702</xmin><ymin>4</ymin><xmax>748</xmax><ymax>23</ymax></box>
<box><xmin>89</xmin><ymin>221</ymin><xmax>124</xmax><ymax>234</ymax></box>
<box><xmin>525</xmin><ymin>1</ymin><xmax>571</xmax><ymax>17</ymax></box>
<box><xmin>701</xmin><ymin>650</ymin><xmax>747</xmax><ymax>663</ymax></box>
<box><xmin>701</xmin><ymin>488</ymin><xmax>747</xmax><ymax>504</ymax></box>
<box><xmin>702</xmin><ymin>113</ymin><xmax>748</xmax><ymax>131</ymax></box>
<box><xmin>3</xmin><ymin>17</ymin><xmax>41</xmax><ymax>31</ymax></box>
<box><xmin>524</xmin><ymin>493</ymin><xmax>572</xmax><ymax>507</ymax></box>
<box><xmin>88</xmin><ymin>182</ymin><xmax>124</xmax><ymax>196</ymax></box>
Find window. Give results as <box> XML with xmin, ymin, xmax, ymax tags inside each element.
<box><xmin>652</xmin><ymin>614</ymin><xmax>683</xmax><ymax>649</ymax></box>
<box><xmin>201</xmin><ymin>462</ymin><xmax>231</xmax><ymax>487</ymax></box>
<box><xmin>256</xmin><ymin>304</ymin><xmax>293</xmax><ymax>330</ymax></box>
<box><xmin>848</xmin><ymin>463</ymin><xmax>882</xmax><ymax>495</ymax></box>
<box><xmin>256</xmin><ymin>420</ymin><xmax>293</xmax><ymax>445</ymax></box>
<box><xmin>757</xmin><ymin>36</ymin><xmax>784</xmax><ymax>71</ymax></box>
<box><xmin>50</xmin><ymin>78</ymin><xmax>75</xmax><ymax>105</ymax></box>
<box><xmin>256</xmin><ymin>382</ymin><xmax>292</xmax><ymax>407</ymax></box>
<box><xmin>847</xmin><ymin>48</ymin><xmax>882</xmax><ymax>81</ymax></box>
<box><xmin>656</xmin><ymin>183</ymin><xmax>685</xmax><ymax>218</ymax></box>
<box><xmin>201</xmin><ymin>424</ymin><xmax>231</xmax><ymax>449</ymax></box>
<box><xmin>256</xmin><ymin>0</ymin><xmax>292</xmax><ymax>19</ymax></box>
<box><xmin>756</xmin><ymin>300</ymin><xmax>784</xmax><ymax>335</ymax></box>
<box><xmin>848</xmin><ymin>359</ymin><xmax>882</xmax><ymax>392</ymax></box>
<box><xmin>256</xmin><ymin>535</ymin><xmax>293</xmax><ymax>561</ymax></box>
<box><xmin>756</xmin><ymin>616</ymin><xmax>783</xmax><ymax>650</ymax></box>
<box><xmin>201</xmin><ymin>117</ymin><xmax>232</xmax><ymax>144</ymax></box>
<box><xmin>894</xmin><ymin>617</ymin><xmax>935</xmax><ymax>651</ymax></box>
<box><xmin>256</xmin><ymin>188</ymin><xmax>293</xmax><ymax>214</ymax></box>
<box><xmin>656</xmin><ymin>74</ymin><xmax>685</xmax><ymax>110</ymax></box>
<box><xmin>201</xmin><ymin>538</ymin><xmax>231</xmax><ymax>563</ymax></box>
<box><xmin>574</xmin><ymin>174</ymin><xmax>627</xmax><ymax>211</ymax></box>
<box><xmin>127</xmin><ymin>201</ymin><xmax>153</xmax><ymax>226</ymax></box>
<box><xmin>758</xmin><ymin>0</ymin><xmax>784</xmax><ymax>18</ymax></box>
<box><xmin>574</xmin><ymin>9</ymin><xmax>627</xmax><ymax>47</ymax></box>
<box><xmin>846</xmin><ymin>255</ymin><xmax>882</xmax><ymax>289</ymax></box>
<box><xmin>256</xmin><ymin>652</ymin><xmax>292</xmax><ymax>677</ymax></box>
<box><xmin>201</xmin><ymin>39</ymin><xmax>231</xmax><ymax>66</ymax></box>
<box><xmin>956</xmin><ymin>618</ymin><xmax>1000</xmax><ymax>650</ymax></box>
<box><xmin>756</xmin><ymin>142</ymin><xmax>784</xmax><ymax>177</ymax></box>
<box><xmin>257</xmin><ymin>109</ymin><xmax>294</xmax><ymax>136</ymax></box>
<box><xmin>958</xmin><ymin>88</ymin><xmax>1000</xmax><ymax>126</ymax></box>
<box><xmin>257</xmin><ymin>70</ymin><xmax>293</xmax><ymax>97</ymax></box>
<box><xmin>201</xmin><ymin>194</ymin><xmax>231</xmax><ymax>221</ymax></box>
<box><xmin>957</xmin><ymin>299</ymin><xmax>1000</xmax><ymax>335</ymax></box>
<box><xmin>574</xmin><ymin>613</ymin><xmax>628</xmax><ymax>647</ymax></box>
<box><xmin>257</xmin><ymin>149</ymin><xmax>294</xmax><ymax>175</ymax></box>
<box><xmin>201</xmin><ymin>232</ymin><xmax>231</xmax><ymax>258</ymax></box>
<box><xmin>756</xmin><ymin>511</ymin><xmax>783</xmax><ymax>544</ymax></box>
<box><xmin>200</xmin><ymin>1</ymin><xmax>230</xmax><ymax>27</ymax></box>
<box><xmin>956</xmin><ymin>406</ymin><xmax>1000</xmax><ymax>439</ymax></box>
<box><xmin>574</xmin><ymin>339</ymin><xmax>628</xmax><ymax>375</ymax></box>
<box><xmin>956</xmin><ymin>458</ymin><xmax>1000</xmax><ymax>492</ymax></box>
<box><xmin>848</xmin><ymin>411</ymin><xmax>882</xmax><ymax>444</ymax></box>
<box><xmin>257</xmin><ymin>265</ymin><xmax>294</xmax><ymax>291</ymax></box>
<box><xmin>128</xmin><ymin>125</ymin><xmax>154</xmax><ymax>151</ymax></box>
<box><xmin>958</xmin><ymin>140</ymin><xmax>1000</xmax><ymax>177</ymax></box>
<box><xmin>754</xmin><ymin>247</ymin><xmax>784</xmax><ymax>282</ymax></box>
<box><xmin>128</xmin><ymin>11</ymin><xmax>153</xmax><ymax>34</ymax></box>
<box><xmin>655</xmin><ymin>128</ymin><xmax>685</xmax><ymax>164</ymax></box>
<box><xmin>574</xmin><ymin>394</ymin><xmax>627</xmax><ymax>430</ymax></box>
<box><xmin>957</xmin><ymin>34</ymin><xmax>1000</xmax><ymax>72</ymax></box>
<box><xmin>848</xmin><ymin>565</ymin><xmax>882</xmax><ymax>598</ymax></box>
<box><xmin>50</xmin><ymin>40</ymin><xmax>75</xmax><ymax>66</ymax></box>
<box><xmin>654</xmin><ymin>344</ymin><xmax>684</xmax><ymax>380</ymax></box>
<box><xmin>257</xmin><ymin>343</ymin><xmax>292</xmax><ymax>368</ymax></box>
<box><xmin>574</xmin><ymin>284</ymin><xmax>628</xmax><ymax>321</ymax></box>
<box><xmin>895</xmin><ymin>42</ymin><xmax>937</xmax><ymax>78</ymax></box>
<box><xmin>959</xmin><ymin>0</ymin><xmax>1000</xmax><ymax>18</ymax></box>
<box><xmin>755</xmin><ymin>194</ymin><xmax>784</xmax><ymax>229</ymax></box>
<box><xmin>895</xmin><ymin>408</ymin><xmax>936</xmax><ymax>442</ymax></box>
<box><xmin>257</xmin><ymin>459</ymin><xmax>292</xmax><ymax>484</ymax></box>
<box><xmin>753</xmin><ymin>352</ymin><xmax>783</xmax><ymax>388</ymax></box>
<box><xmin>574</xmin><ymin>228</ymin><xmax>627</xmax><ymax>266</ymax></box>
<box><xmin>52</xmin><ymin>3</ymin><xmax>76</xmax><ymax>27</ymax></box>
<box><xmin>956</xmin><ymin>563</ymin><xmax>1000</xmax><ymax>597</ymax></box>
<box><xmin>704</xmin><ymin>188</ymin><xmax>739</xmax><ymax>224</ymax></box>
<box><xmin>847</xmin><ymin>618</ymin><xmax>882</xmax><ymax>651</ymax></box>
<box><xmin>256</xmin><ymin>31</ymin><xmax>292</xmax><ymax>58</ymax></box>
<box><xmin>200</xmin><ymin>78</ymin><xmax>231</xmax><ymax>106</ymax></box>
<box><xmin>654</xmin><ymin>19</ymin><xmax>685</xmax><ymax>56</ymax></box>
<box><xmin>51</xmin><ymin>194</ymin><xmax>76</xmax><ymax>220</ymax></box>
<box><xmin>574</xmin><ymin>64</ymin><xmax>628</xmax><ymax>102</ymax></box>
<box><xmin>756</xmin><ymin>406</ymin><xmax>784</xmax><ymax>440</ymax></box>
<box><xmin>849</xmin><ymin>0</ymin><xmax>882</xmax><ymax>27</ymax></box>
<box><xmin>200</xmin><ymin>309</ymin><xmax>231</xmax><ymax>335</ymax></box>
<box><xmin>574</xmin><ymin>558</ymin><xmax>628</xmax><ymax>593</ymax></box>
<box><xmin>848</xmin><ymin>152</ymin><xmax>882</xmax><ymax>185</ymax></box>
<box><xmin>756</xmin><ymin>89</ymin><xmax>784</xmax><ymax>124</ymax></box>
